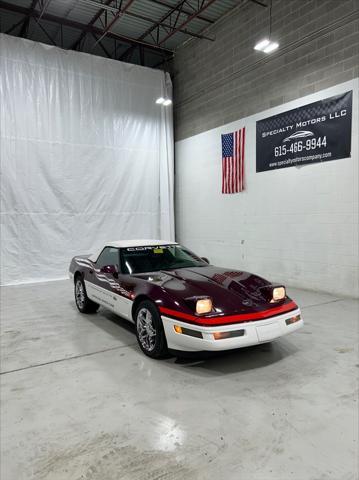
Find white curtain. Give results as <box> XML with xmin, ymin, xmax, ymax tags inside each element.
<box><xmin>0</xmin><ymin>34</ymin><xmax>174</xmax><ymax>285</ymax></box>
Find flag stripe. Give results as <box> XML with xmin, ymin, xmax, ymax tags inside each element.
<box><xmin>232</xmin><ymin>134</ymin><xmax>238</xmax><ymax>192</ymax></box>
<box><xmin>239</xmin><ymin>129</ymin><xmax>242</xmax><ymax>191</ymax></box>
<box><xmin>242</xmin><ymin>127</ymin><xmax>245</xmax><ymax>190</ymax></box>
<box><xmin>241</xmin><ymin>129</ymin><xmax>243</xmax><ymax>191</ymax></box>
<box><xmin>238</xmin><ymin>130</ymin><xmax>241</xmax><ymax>191</ymax></box>
<box><xmin>231</xmin><ymin>156</ymin><xmax>235</xmax><ymax>193</ymax></box>
<box><xmin>222</xmin><ymin>158</ymin><xmax>225</xmax><ymax>193</ymax></box>
<box><xmin>221</xmin><ymin>128</ymin><xmax>245</xmax><ymax>194</ymax></box>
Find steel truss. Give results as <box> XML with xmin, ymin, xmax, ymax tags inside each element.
<box><xmin>0</xmin><ymin>0</ymin><xmax>219</xmax><ymax>67</ymax></box>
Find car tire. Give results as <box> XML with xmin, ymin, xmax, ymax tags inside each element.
<box><xmin>74</xmin><ymin>276</ymin><xmax>99</xmax><ymax>314</ymax></box>
<box><xmin>135</xmin><ymin>300</ymin><xmax>168</xmax><ymax>358</ymax></box>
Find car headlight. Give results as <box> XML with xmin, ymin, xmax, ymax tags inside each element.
<box><xmin>272</xmin><ymin>286</ymin><xmax>286</xmax><ymax>302</ymax></box>
<box><xmin>196</xmin><ymin>298</ymin><xmax>213</xmax><ymax>314</ymax></box>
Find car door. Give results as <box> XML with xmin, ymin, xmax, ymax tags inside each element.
<box><xmin>85</xmin><ymin>246</ymin><xmax>132</xmax><ymax>320</ymax></box>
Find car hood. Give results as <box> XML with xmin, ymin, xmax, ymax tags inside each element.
<box><xmin>134</xmin><ymin>265</ymin><xmax>286</xmax><ymax>315</ymax></box>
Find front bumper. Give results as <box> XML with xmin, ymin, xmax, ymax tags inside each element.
<box><xmin>162</xmin><ymin>308</ymin><xmax>303</xmax><ymax>352</ymax></box>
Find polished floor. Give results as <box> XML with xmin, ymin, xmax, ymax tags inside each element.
<box><xmin>1</xmin><ymin>280</ymin><xmax>358</xmax><ymax>480</ymax></box>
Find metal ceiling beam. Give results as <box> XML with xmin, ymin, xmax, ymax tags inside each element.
<box><xmin>70</xmin><ymin>0</ymin><xmax>114</xmax><ymax>50</ymax></box>
<box><xmin>37</xmin><ymin>0</ymin><xmax>52</xmax><ymax>21</ymax></box>
<box><xmin>33</xmin><ymin>16</ymin><xmax>57</xmax><ymax>45</ymax></box>
<box><xmin>249</xmin><ymin>0</ymin><xmax>268</xmax><ymax>7</ymax></box>
<box><xmin>5</xmin><ymin>17</ymin><xmax>25</xmax><ymax>35</ymax></box>
<box><xmin>119</xmin><ymin>0</ymin><xmax>187</xmax><ymax>60</ymax></box>
<box><xmin>19</xmin><ymin>0</ymin><xmax>39</xmax><ymax>37</ymax></box>
<box><xmin>0</xmin><ymin>1</ymin><xmax>174</xmax><ymax>56</ymax></box>
<box><xmin>76</xmin><ymin>0</ymin><xmax>214</xmax><ymax>41</ymax></box>
<box><xmin>92</xmin><ymin>32</ymin><xmax>112</xmax><ymax>57</ymax></box>
<box><xmin>150</xmin><ymin>0</ymin><xmax>214</xmax><ymax>24</ymax></box>
<box><xmin>91</xmin><ymin>0</ymin><xmax>136</xmax><ymax>50</ymax></box>
<box><xmin>157</xmin><ymin>0</ymin><xmax>218</xmax><ymax>46</ymax></box>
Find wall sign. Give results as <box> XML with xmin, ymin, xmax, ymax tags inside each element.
<box><xmin>256</xmin><ymin>91</ymin><xmax>352</xmax><ymax>172</ymax></box>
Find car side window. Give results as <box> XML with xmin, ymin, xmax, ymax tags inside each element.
<box><xmin>96</xmin><ymin>247</ymin><xmax>119</xmax><ymax>269</ymax></box>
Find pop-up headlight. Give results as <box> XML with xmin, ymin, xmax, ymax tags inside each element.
<box><xmin>272</xmin><ymin>286</ymin><xmax>286</xmax><ymax>302</ymax></box>
<box><xmin>196</xmin><ymin>298</ymin><xmax>213</xmax><ymax>314</ymax></box>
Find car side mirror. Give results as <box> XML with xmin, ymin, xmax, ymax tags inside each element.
<box><xmin>201</xmin><ymin>257</ymin><xmax>210</xmax><ymax>264</ymax></box>
<box><xmin>101</xmin><ymin>264</ymin><xmax>118</xmax><ymax>277</ymax></box>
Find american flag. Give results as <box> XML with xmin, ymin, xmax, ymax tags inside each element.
<box><xmin>221</xmin><ymin>128</ymin><xmax>245</xmax><ymax>194</ymax></box>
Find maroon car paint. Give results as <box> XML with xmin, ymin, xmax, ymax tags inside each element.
<box><xmin>69</xmin><ymin>251</ymin><xmax>298</xmax><ymax>326</ymax></box>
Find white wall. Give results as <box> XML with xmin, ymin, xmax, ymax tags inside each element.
<box><xmin>0</xmin><ymin>34</ymin><xmax>174</xmax><ymax>285</ymax></box>
<box><xmin>175</xmin><ymin>79</ymin><xmax>358</xmax><ymax>298</ymax></box>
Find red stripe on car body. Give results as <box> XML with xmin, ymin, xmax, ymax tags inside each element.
<box><xmin>159</xmin><ymin>301</ymin><xmax>298</xmax><ymax>326</ymax></box>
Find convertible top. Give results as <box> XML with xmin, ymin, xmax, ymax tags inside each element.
<box><xmin>88</xmin><ymin>239</ymin><xmax>177</xmax><ymax>263</ymax></box>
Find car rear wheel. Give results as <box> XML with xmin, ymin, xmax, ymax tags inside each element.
<box><xmin>135</xmin><ymin>301</ymin><xmax>168</xmax><ymax>358</ymax></box>
<box><xmin>75</xmin><ymin>277</ymin><xmax>99</xmax><ymax>314</ymax></box>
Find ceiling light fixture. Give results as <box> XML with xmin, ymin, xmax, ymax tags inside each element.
<box><xmin>254</xmin><ymin>0</ymin><xmax>279</xmax><ymax>53</ymax></box>
<box><xmin>254</xmin><ymin>38</ymin><xmax>270</xmax><ymax>51</ymax></box>
<box><xmin>156</xmin><ymin>97</ymin><xmax>172</xmax><ymax>106</ymax></box>
<box><xmin>263</xmin><ymin>41</ymin><xmax>279</xmax><ymax>53</ymax></box>
<box><xmin>156</xmin><ymin>74</ymin><xmax>172</xmax><ymax>106</ymax></box>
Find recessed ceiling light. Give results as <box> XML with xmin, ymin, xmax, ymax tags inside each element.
<box><xmin>163</xmin><ymin>99</ymin><xmax>172</xmax><ymax>106</ymax></box>
<box><xmin>254</xmin><ymin>39</ymin><xmax>270</xmax><ymax>51</ymax></box>
<box><xmin>156</xmin><ymin>97</ymin><xmax>165</xmax><ymax>104</ymax></box>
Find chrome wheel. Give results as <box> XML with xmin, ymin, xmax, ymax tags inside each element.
<box><xmin>75</xmin><ymin>280</ymin><xmax>85</xmax><ymax>309</ymax></box>
<box><xmin>137</xmin><ymin>307</ymin><xmax>157</xmax><ymax>352</ymax></box>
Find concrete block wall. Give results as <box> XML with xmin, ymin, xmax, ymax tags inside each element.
<box><xmin>172</xmin><ymin>0</ymin><xmax>359</xmax><ymax>297</ymax></box>
<box><xmin>175</xmin><ymin>80</ymin><xmax>359</xmax><ymax>298</ymax></box>
<box><xmin>173</xmin><ymin>0</ymin><xmax>359</xmax><ymax>141</ymax></box>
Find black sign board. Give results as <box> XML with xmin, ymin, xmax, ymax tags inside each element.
<box><xmin>256</xmin><ymin>91</ymin><xmax>352</xmax><ymax>172</ymax></box>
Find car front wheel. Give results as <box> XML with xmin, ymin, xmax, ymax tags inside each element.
<box><xmin>74</xmin><ymin>277</ymin><xmax>99</xmax><ymax>313</ymax></box>
<box><xmin>135</xmin><ymin>301</ymin><xmax>168</xmax><ymax>358</ymax></box>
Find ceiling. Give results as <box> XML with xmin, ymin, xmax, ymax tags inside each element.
<box><xmin>0</xmin><ymin>0</ymin><xmax>253</xmax><ymax>68</ymax></box>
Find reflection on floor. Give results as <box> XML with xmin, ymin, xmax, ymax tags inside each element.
<box><xmin>1</xmin><ymin>280</ymin><xmax>358</xmax><ymax>480</ymax></box>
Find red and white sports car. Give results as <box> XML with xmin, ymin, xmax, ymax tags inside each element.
<box><xmin>69</xmin><ymin>240</ymin><xmax>303</xmax><ymax>358</ymax></box>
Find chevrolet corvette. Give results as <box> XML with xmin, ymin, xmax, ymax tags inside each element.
<box><xmin>69</xmin><ymin>240</ymin><xmax>303</xmax><ymax>358</ymax></box>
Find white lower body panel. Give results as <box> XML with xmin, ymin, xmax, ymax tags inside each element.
<box><xmin>162</xmin><ymin>308</ymin><xmax>303</xmax><ymax>352</ymax></box>
<box><xmin>84</xmin><ymin>280</ymin><xmax>133</xmax><ymax>321</ymax></box>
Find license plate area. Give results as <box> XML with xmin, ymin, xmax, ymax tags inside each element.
<box><xmin>256</xmin><ymin>322</ymin><xmax>281</xmax><ymax>342</ymax></box>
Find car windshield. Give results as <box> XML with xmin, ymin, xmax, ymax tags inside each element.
<box><xmin>120</xmin><ymin>245</ymin><xmax>206</xmax><ymax>274</ymax></box>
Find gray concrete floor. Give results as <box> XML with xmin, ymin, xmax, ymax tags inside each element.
<box><xmin>0</xmin><ymin>280</ymin><xmax>358</xmax><ymax>480</ymax></box>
